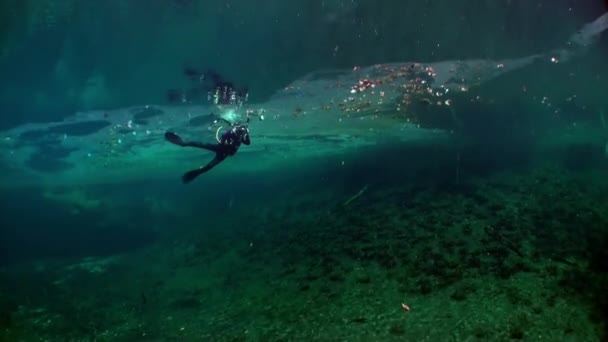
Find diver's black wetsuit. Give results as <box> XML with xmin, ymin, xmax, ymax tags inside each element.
<box><xmin>165</xmin><ymin>125</ymin><xmax>250</xmax><ymax>183</ymax></box>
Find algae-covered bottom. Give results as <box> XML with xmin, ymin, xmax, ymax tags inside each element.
<box><xmin>1</xmin><ymin>163</ymin><xmax>607</xmax><ymax>341</ymax></box>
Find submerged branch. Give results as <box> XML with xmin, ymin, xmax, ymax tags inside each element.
<box><xmin>343</xmin><ymin>185</ymin><xmax>369</xmax><ymax>206</ymax></box>
<box><xmin>484</xmin><ymin>225</ymin><xmax>524</xmax><ymax>258</ymax></box>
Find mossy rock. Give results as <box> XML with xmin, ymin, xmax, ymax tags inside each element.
<box><xmin>328</xmin><ymin>273</ymin><xmax>345</xmax><ymax>282</ymax></box>
<box><xmin>388</xmin><ymin>324</ymin><xmax>405</xmax><ymax>336</ymax></box>
<box><xmin>509</xmin><ymin>327</ymin><xmax>524</xmax><ymax>340</ymax></box>
<box><xmin>416</xmin><ymin>278</ymin><xmax>433</xmax><ymax>295</ymax></box>
<box><xmin>450</xmin><ymin>288</ymin><xmax>468</xmax><ymax>301</ymax></box>
<box><xmin>356</xmin><ymin>276</ymin><xmax>371</xmax><ymax>284</ymax></box>
<box><xmin>170</xmin><ymin>297</ymin><xmax>202</xmax><ymax>310</ymax></box>
<box><xmin>350</xmin><ymin>317</ymin><xmax>367</xmax><ymax>324</ymax></box>
<box><xmin>0</xmin><ymin>311</ymin><xmax>11</xmax><ymax>328</ymax></box>
<box><xmin>472</xmin><ymin>325</ymin><xmax>490</xmax><ymax>339</ymax></box>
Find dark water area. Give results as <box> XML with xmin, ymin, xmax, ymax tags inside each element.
<box><xmin>0</xmin><ymin>139</ymin><xmax>525</xmax><ymax>264</ymax></box>
<box><xmin>1</xmin><ymin>1</ymin><xmax>608</xmax><ymax>341</ymax></box>
<box><xmin>0</xmin><ymin>187</ymin><xmax>152</xmax><ymax>264</ymax></box>
<box><xmin>1</xmin><ymin>134</ymin><xmax>605</xmax><ymax>263</ymax></box>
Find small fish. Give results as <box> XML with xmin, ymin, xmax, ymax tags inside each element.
<box><xmin>401</xmin><ymin>303</ymin><xmax>410</xmax><ymax>312</ymax></box>
<box><xmin>166</xmin><ymin>89</ymin><xmax>182</xmax><ymax>103</ymax></box>
<box><xmin>183</xmin><ymin>66</ymin><xmax>202</xmax><ymax>80</ymax></box>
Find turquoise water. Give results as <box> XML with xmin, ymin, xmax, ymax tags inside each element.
<box><xmin>1</xmin><ymin>1</ymin><xmax>608</xmax><ymax>340</ymax></box>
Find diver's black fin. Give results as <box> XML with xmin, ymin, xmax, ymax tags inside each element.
<box><xmin>182</xmin><ymin>168</ymin><xmax>205</xmax><ymax>184</ymax></box>
<box><xmin>165</xmin><ymin>131</ymin><xmax>185</xmax><ymax>146</ymax></box>
<box><xmin>181</xmin><ymin>156</ymin><xmax>224</xmax><ymax>183</ymax></box>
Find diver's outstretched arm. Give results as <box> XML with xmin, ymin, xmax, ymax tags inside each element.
<box><xmin>181</xmin><ymin>154</ymin><xmax>226</xmax><ymax>183</ymax></box>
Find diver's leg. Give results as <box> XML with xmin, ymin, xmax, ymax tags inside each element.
<box><xmin>181</xmin><ymin>142</ymin><xmax>222</xmax><ymax>152</ymax></box>
<box><xmin>165</xmin><ymin>131</ymin><xmax>185</xmax><ymax>145</ymax></box>
<box><xmin>165</xmin><ymin>131</ymin><xmax>221</xmax><ymax>152</ymax></box>
<box><xmin>181</xmin><ymin>154</ymin><xmax>227</xmax><ymax>183</ymax></box>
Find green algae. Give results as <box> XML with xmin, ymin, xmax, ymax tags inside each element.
<box><xmin>2</xmin><ymin>157</ymin><xmax>607</xmax><ymax>341</ymax></box>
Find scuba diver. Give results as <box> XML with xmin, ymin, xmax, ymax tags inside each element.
<box><xmin>165</xmin><ymin>117</ymin><xmax>251</xmax><ymax>183</ymax></box>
